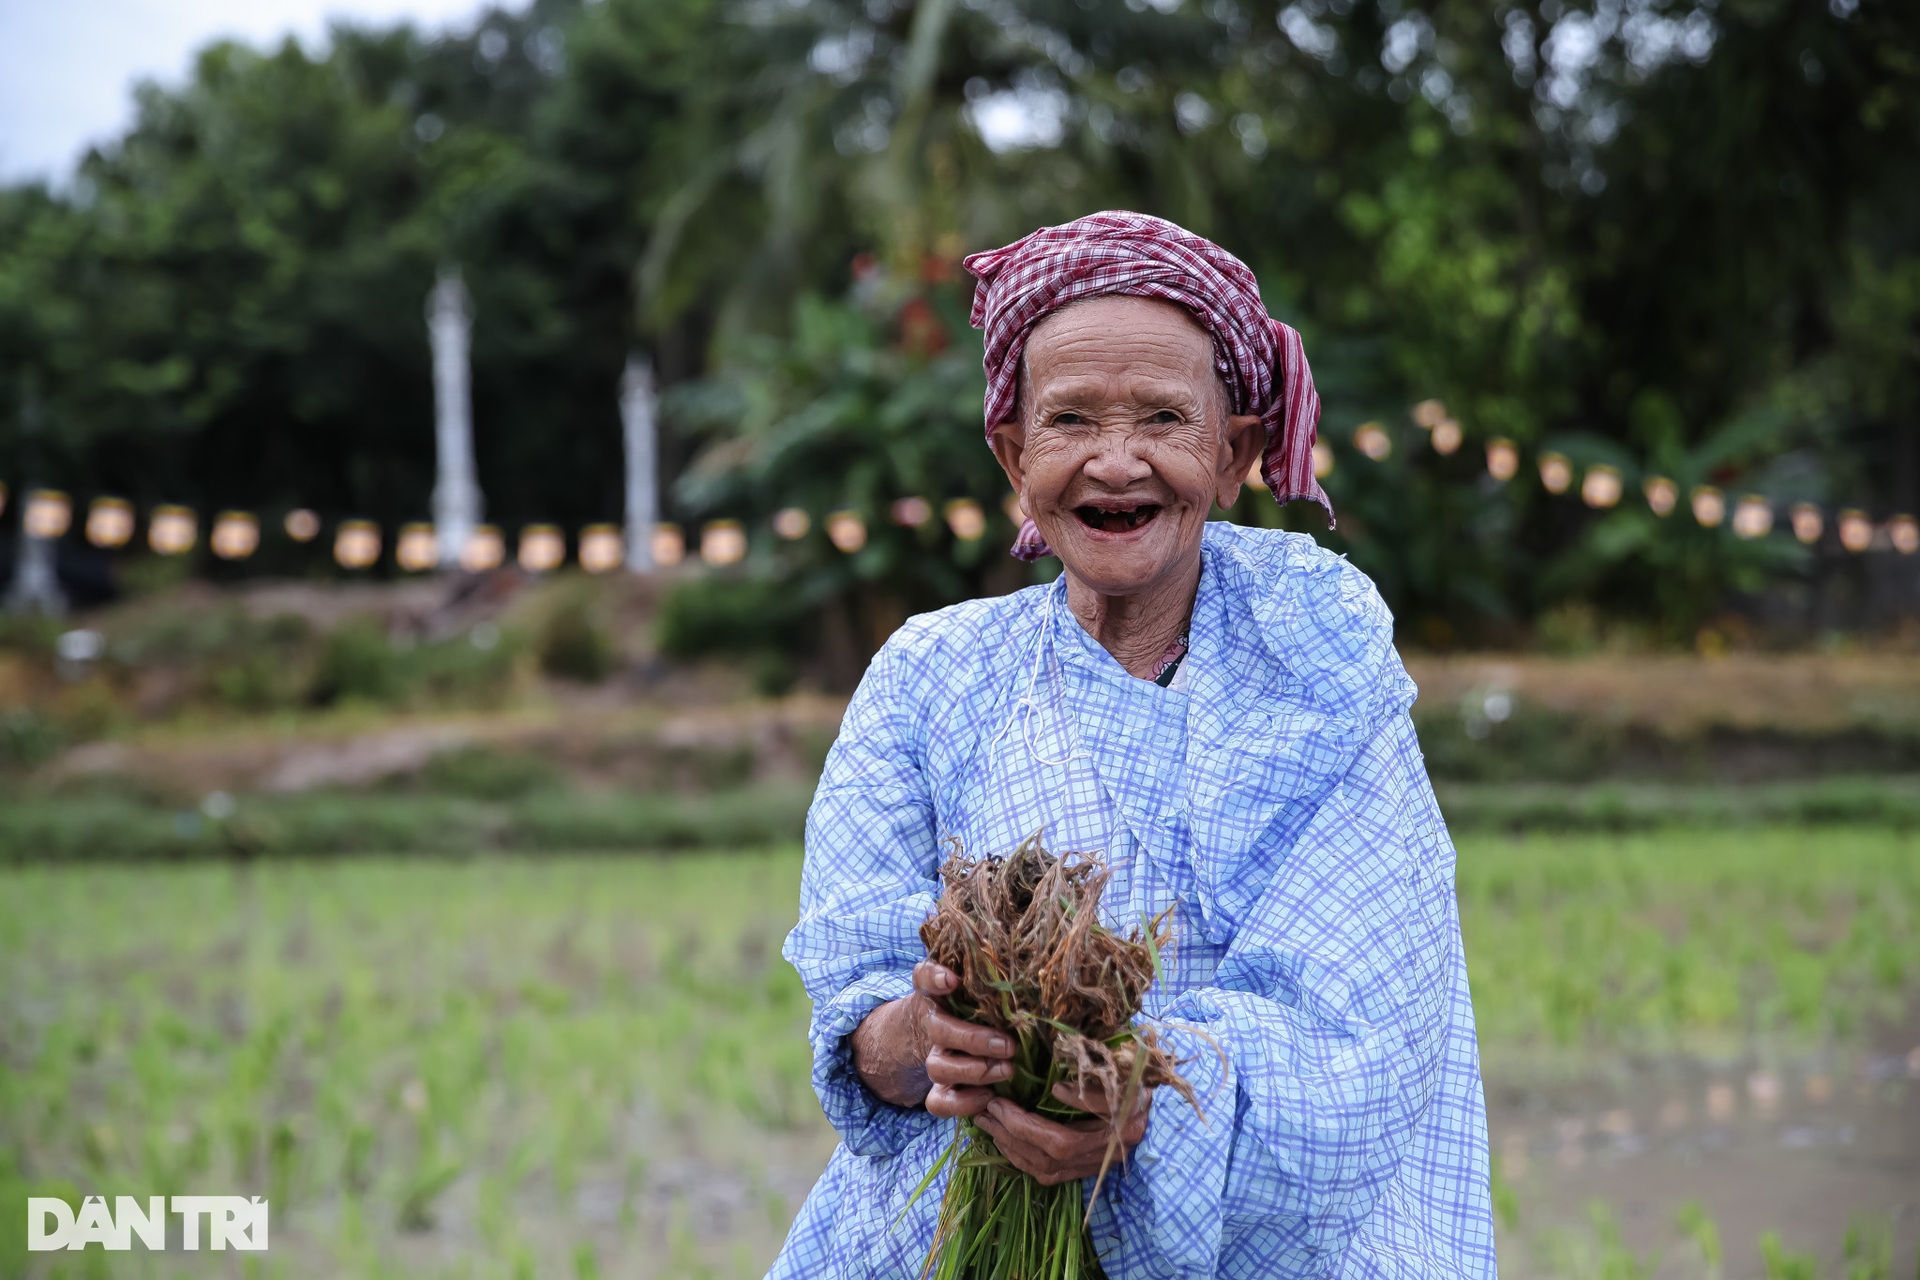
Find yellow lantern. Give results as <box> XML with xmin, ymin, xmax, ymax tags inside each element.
<box><xmin>1643</xmin><ymin>476</ymin><xmax>1678</xmax><ymax>517</ymax></box>
<box><xmin>944</xmin><ymin>499</ymin><xmax>986</xmax><ymax>541</ymax></box>
<box><xmin>23</xmin><ymin>489</ymin><xmax>71</xmax><ymax>540</ymax></box>
<box><xmin>577</xmin><ymin>523</ymin><xmax>623</xmax><ymax>573</ymax></box>
<box><xmin>1892</xmin><ymin>514</ymin><xmax>1919</xmax><ymax>555</ymax></box>
<box><xmin>1837</xmin><ymin>509</ymin><xmax>1873</xmax><ymax>553</ymax></box>
<box><xmin>826</xmin><ymin>510</ymin><xmax>867</xmax><ymax>554</ymax></box>
<box><xmin>1003</xmin><ymin>494</ymin><xmax>1026</xmax><ymax>528</ymax></box>
<box><xmin>1789</xmin><ymin>502</ymin><xmax>1823</xmax><ymax>545</ymax></box>
<box><xmin>1538</xmin><ymin>453</ymin><xmax>1573</xmax><ymax>495</ymax></box>
<box><xmin>1580</xmin><ymin>465</ymin><xmax>1622</xmax><ymax>509</ymax></box>
<box><xmin>891</xmin><ymin>496</ymin><xmax>933</xmax><ymax>528</ymax></box>
<box><xmin>210</xmin><ymin>511</ymin><xmax>260</xmax><ymax>560</ymax></box>
<box><xmin>284</xmin><ymin>508</ymin><xmax>321</xmax><ymax>542</ymax></box>
<box><xmin>700</xmin><ymin>519</ymin><xmax>747</xmax><ymax>566</ymax></box>
<box><xmin>1353</xmin><ymin>422</ymin><xmax>1392</xmax><ymax>461</ymax></box>
<box><xmin>1312</xmin><ymin>441</ymin><xmax>1335</xmax><ymax>479</ymax></box>
<box><xmin>86</xmin><ymin>497</ymin><xmax>134</xmax><ymax>548</ymax></box>
<box><xmin>148</xmin><ymin>505</ymin><xmax>197</xmax><ymax>555</ymax></box>
<box><xmin>460</xmin><ymin>524</ymin><xmax>506</xmax><ymax>572</ymax></box>
<box><xmin>1430</xmin><ymin>418</ymin><xmax>1463</xmax><ymax>456</ymax></box>
<box><xmin>518</xmin><ymin>524</ymin><xmax>566</xmax><ymax>573</ymax></box>
<box><xmin>333</xmin><ymin>519</ymin><xmax>380</xmax><ymax>570</ymax></box>
<box><xmin>1410</xmin><ymin>399</ymin><xmax>1447</xmax><ymax>429</ymax></box>
<box><xmin>1690</xmin><ymin>486</ymin><xmax>1725</xmax><ymax>528</ymax></box>
<box><xmin>1485</xmin><ymin>439</ymin><xmax>1519</xmax><ymax>483</ymax></box>
<box><xmin>1731</xmin><ymin>495</ymin><xmax>1773</xmax><ymax>540</ymax></box>
<box><xmin>395</xmin><ymin>523</ymin><xmax>439</xmax><ymax>572</ymax></box>
<box><xmin>650</xmin><ymin>523</ymin><xmax>686</xmax><ymax>567</ymax></box>
<box><xmin>772</xmin><ymin>507</ymin><xmax>811</xmax><ymax>540</ymax></box>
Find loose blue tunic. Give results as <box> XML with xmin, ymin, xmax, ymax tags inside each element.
<box><xmin>773</xmin><ymin>523</ymin><xmax>1497</xmax><ymax>1279</ymax></box>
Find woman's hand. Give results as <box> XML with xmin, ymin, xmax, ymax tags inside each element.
<box><xmin>850</xmin><ymin>962</ymin><xmax>1016</xmax><ymax>1112</ymax></box>
<box><xmin>851</xmin><ymin>965</ymin><xmax>1151</xmax><ymax>1184</ymax></box>
<box><xmin>971</xmin><ymin>1078</ymin><xmax>1152</xmax><ymax>1187</ymax></box>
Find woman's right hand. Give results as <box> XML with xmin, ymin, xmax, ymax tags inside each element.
<box><xmin>851</xmin><ymin>962</ymin><xmax>1017</xmax><ymax>1115</ymax></box>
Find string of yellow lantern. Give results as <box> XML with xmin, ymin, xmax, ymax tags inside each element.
<box><xmin>6</xmin><ymin>399</ymin><xmax>1917</xmax><ymax>576</ymax></box>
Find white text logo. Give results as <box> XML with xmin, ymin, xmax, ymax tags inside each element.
<box><xmin>26</xmin><ymin>1196</ymin><xmax>269</xmax><ymax>1251</ymax></box>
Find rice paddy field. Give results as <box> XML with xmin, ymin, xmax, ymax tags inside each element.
<box><xmin>4</xmin><ymin>828</ymin><xmax>1918</xmax><ymax>1280</ymax></box>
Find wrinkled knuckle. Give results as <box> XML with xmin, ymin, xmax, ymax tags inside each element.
<box><xmin>929</xmin><ymin>1016</ymin><xmax>968</xmax><ymax>1046</ymax></box>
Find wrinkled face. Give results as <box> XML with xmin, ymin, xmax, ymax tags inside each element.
<box><xmin>991</xmin><ymin>295</ymin><xmax>1263</xmax><ymax>599</ymax></box>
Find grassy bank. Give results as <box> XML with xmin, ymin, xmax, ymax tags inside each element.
<box><xmin>1435</xmin><ymin>774</ymin><xmax>1920</xmax><ymax>832</ymax></box>
<box><xmin>0</xmin><ymin>784</ymin><xmax>816</xmax><ymax>862</ymax></box>
<box><xmin>5</xmin><ymin>774</ymin><xmax>1920</xmax><ymax>863</ymax></box>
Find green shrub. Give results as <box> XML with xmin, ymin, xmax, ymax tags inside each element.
<box><xmin>656</xmin><ymin>578</ymin><xmax>805</xmax><ymax>661</ymax></box>
<box><xmin>0</xmin><ymin>707</ymin><xmax>61</xmax><ymax>770</ymax></box>
<box><xmin>110</xmin><ymin>601</ymin><xmax>255</xmax><ymax>666</ymax></box>
<box><xmin>420</xmin><ymin>746</ymin><xmax>563</xmax><ymax>799</ymax></box>
<box><xmin>115</xmin><ymin>552</ymin><xmax>191</xmax><ymax>596</ymax></box>
<box><xmin>309</xmin><ymin>621</ymin><xmax>406</xmax><ymax>705</ymax></box>
<box><xmin>210</xmin><ymin>651</ymin><xmax>305</xmax><ymax>711</ymax></box>
<box><xmin>538</xmin><ymin>591</ymin><xmax>617</xmax><ymax>683</ymax></box>
<box><xmin>750</xmin><ymin>651</ymin><xmax>798</xmax><ymax>697</ymax></box>
<box><xmin>1415</xmin><ymin>698</ymin><xmax>1628</xmax><ymax>783</ymax></box>
<box><xmin>307</xmin><ymin>623</ymin><xmax>519</xmax><ymax>709</ymax></box>
<box><xmin>1535</xmin><ymin>601</ymin><xmax>1602</xmax><ymax>655</ymax></box>
<box><xmin>407</xmin><ymin>627</ymin><xmax>521</xmax><ymax>706</ymax></box>
<box><xmin>0</xmin><ymin>613</ymin><xmax>59</xmax><ymax>659</ymax></box>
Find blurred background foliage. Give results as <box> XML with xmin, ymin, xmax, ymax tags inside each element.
<box><xmin>0</xmin><ymin>0</ymin><xmax>1917</xmax><ymax>655</ymax></box>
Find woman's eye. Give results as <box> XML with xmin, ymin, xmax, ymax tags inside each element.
<box><xmin>1149</xmin><ymin>410</ymin><xmax>1181</xmax><ymax>425</ymax></box>
<box><xmin>1054</xmin><ymin>412</ymin><xmax>1087</xmax><ymax>426</ymax></box>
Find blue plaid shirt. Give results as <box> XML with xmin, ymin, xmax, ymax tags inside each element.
<box><xmin>773</xmin><ymin>524</ymin><xmax>1496</xmax><ymax>1279</ymax></box>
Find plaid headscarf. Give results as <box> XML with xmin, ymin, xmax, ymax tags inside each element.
<box><xmin>965</xmin><ymin>210</ymin><xmax>1330</xmax><ymax>560</ymax></box>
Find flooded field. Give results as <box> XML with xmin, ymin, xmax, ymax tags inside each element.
<box><xmin>4</xmin><ymin>828</ymin><xmax>1916</xmax><ymax>1278</ymax></box>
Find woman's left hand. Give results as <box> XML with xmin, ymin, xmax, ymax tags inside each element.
<box><xmin>970</xmin><ymin>1080</ymin><xmax>1151</xmax><ymax>1187</ymax></box>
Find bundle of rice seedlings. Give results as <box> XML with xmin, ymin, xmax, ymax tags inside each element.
<box><xmin>908</xmin><ymin>832</ymin><xmax>1198</xmax><ymax>1280</ymax></box>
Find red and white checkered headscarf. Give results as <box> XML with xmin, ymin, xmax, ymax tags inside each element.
<box><xmin>965</xmin><ymin>210</ymin><xmax>1330</xmax><ymax>560</ymax></box>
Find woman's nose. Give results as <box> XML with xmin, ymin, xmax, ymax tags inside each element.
<box><xmin>1081</xmin><ymin>430</ymin><xmax>1152</xmax><ymax>486</ymax></box>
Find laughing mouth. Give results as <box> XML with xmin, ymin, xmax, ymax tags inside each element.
<box><xmin>1075</xmin><ymin>503</ymin><xmax>1162</xmax><ymax>533</ymax></box>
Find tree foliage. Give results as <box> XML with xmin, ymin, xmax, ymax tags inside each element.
<box><xmin>0</xmin><ymin>0</ymin><xmax>1915</xmax><ymax>647</ymax></box>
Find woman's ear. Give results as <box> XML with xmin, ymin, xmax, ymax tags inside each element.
<box><xmin>990</xmin><ymin>421</ymin><xmax>1027</xmax><ymax>495</ymax></box>
<box><xmin>1217</xmin><ymin>413</ymin><xmax>1266</xmax><ymax>508</ymax></box>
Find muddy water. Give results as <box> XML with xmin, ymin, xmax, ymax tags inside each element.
<box><xmin>1488</xmin><ymin>1023</ymin><xmax>1920</xmax><ymax>1277</ymax></box>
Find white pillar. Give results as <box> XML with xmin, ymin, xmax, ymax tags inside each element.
<box><xmin>620</xmin><ymin>354</ymin><xmax>657</xmax><ymax>572</ymax></box>
<box><xmin>6</xmin><ymin>393</ymin><xmax>64</xmax><ymax>616</ymax></box>
<box><xmin>6</xmin><ymin>528</ymin><xmax>64</xmax><ymax>616</ymax></box>
<box><xmin>428</xmin><ymin>268</ymin><xmax>482</xmax><ymax>569</ymax></box>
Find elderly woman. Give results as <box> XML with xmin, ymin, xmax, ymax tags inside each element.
<box><xmin>772</xmin><ymin>212</ymin><xmax>1495</xmax><ymax>1279</ymax></box>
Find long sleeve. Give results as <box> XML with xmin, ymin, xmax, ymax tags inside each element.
<box><xmin>781</xmin><ymin>633</ymin><xmax>944</xmax><ymax>1157</ymax></box>
<box><xmin>1090</xmin><ymin>713</ymin><xmax>1490</xmax><ymax>1279</ymax></box>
